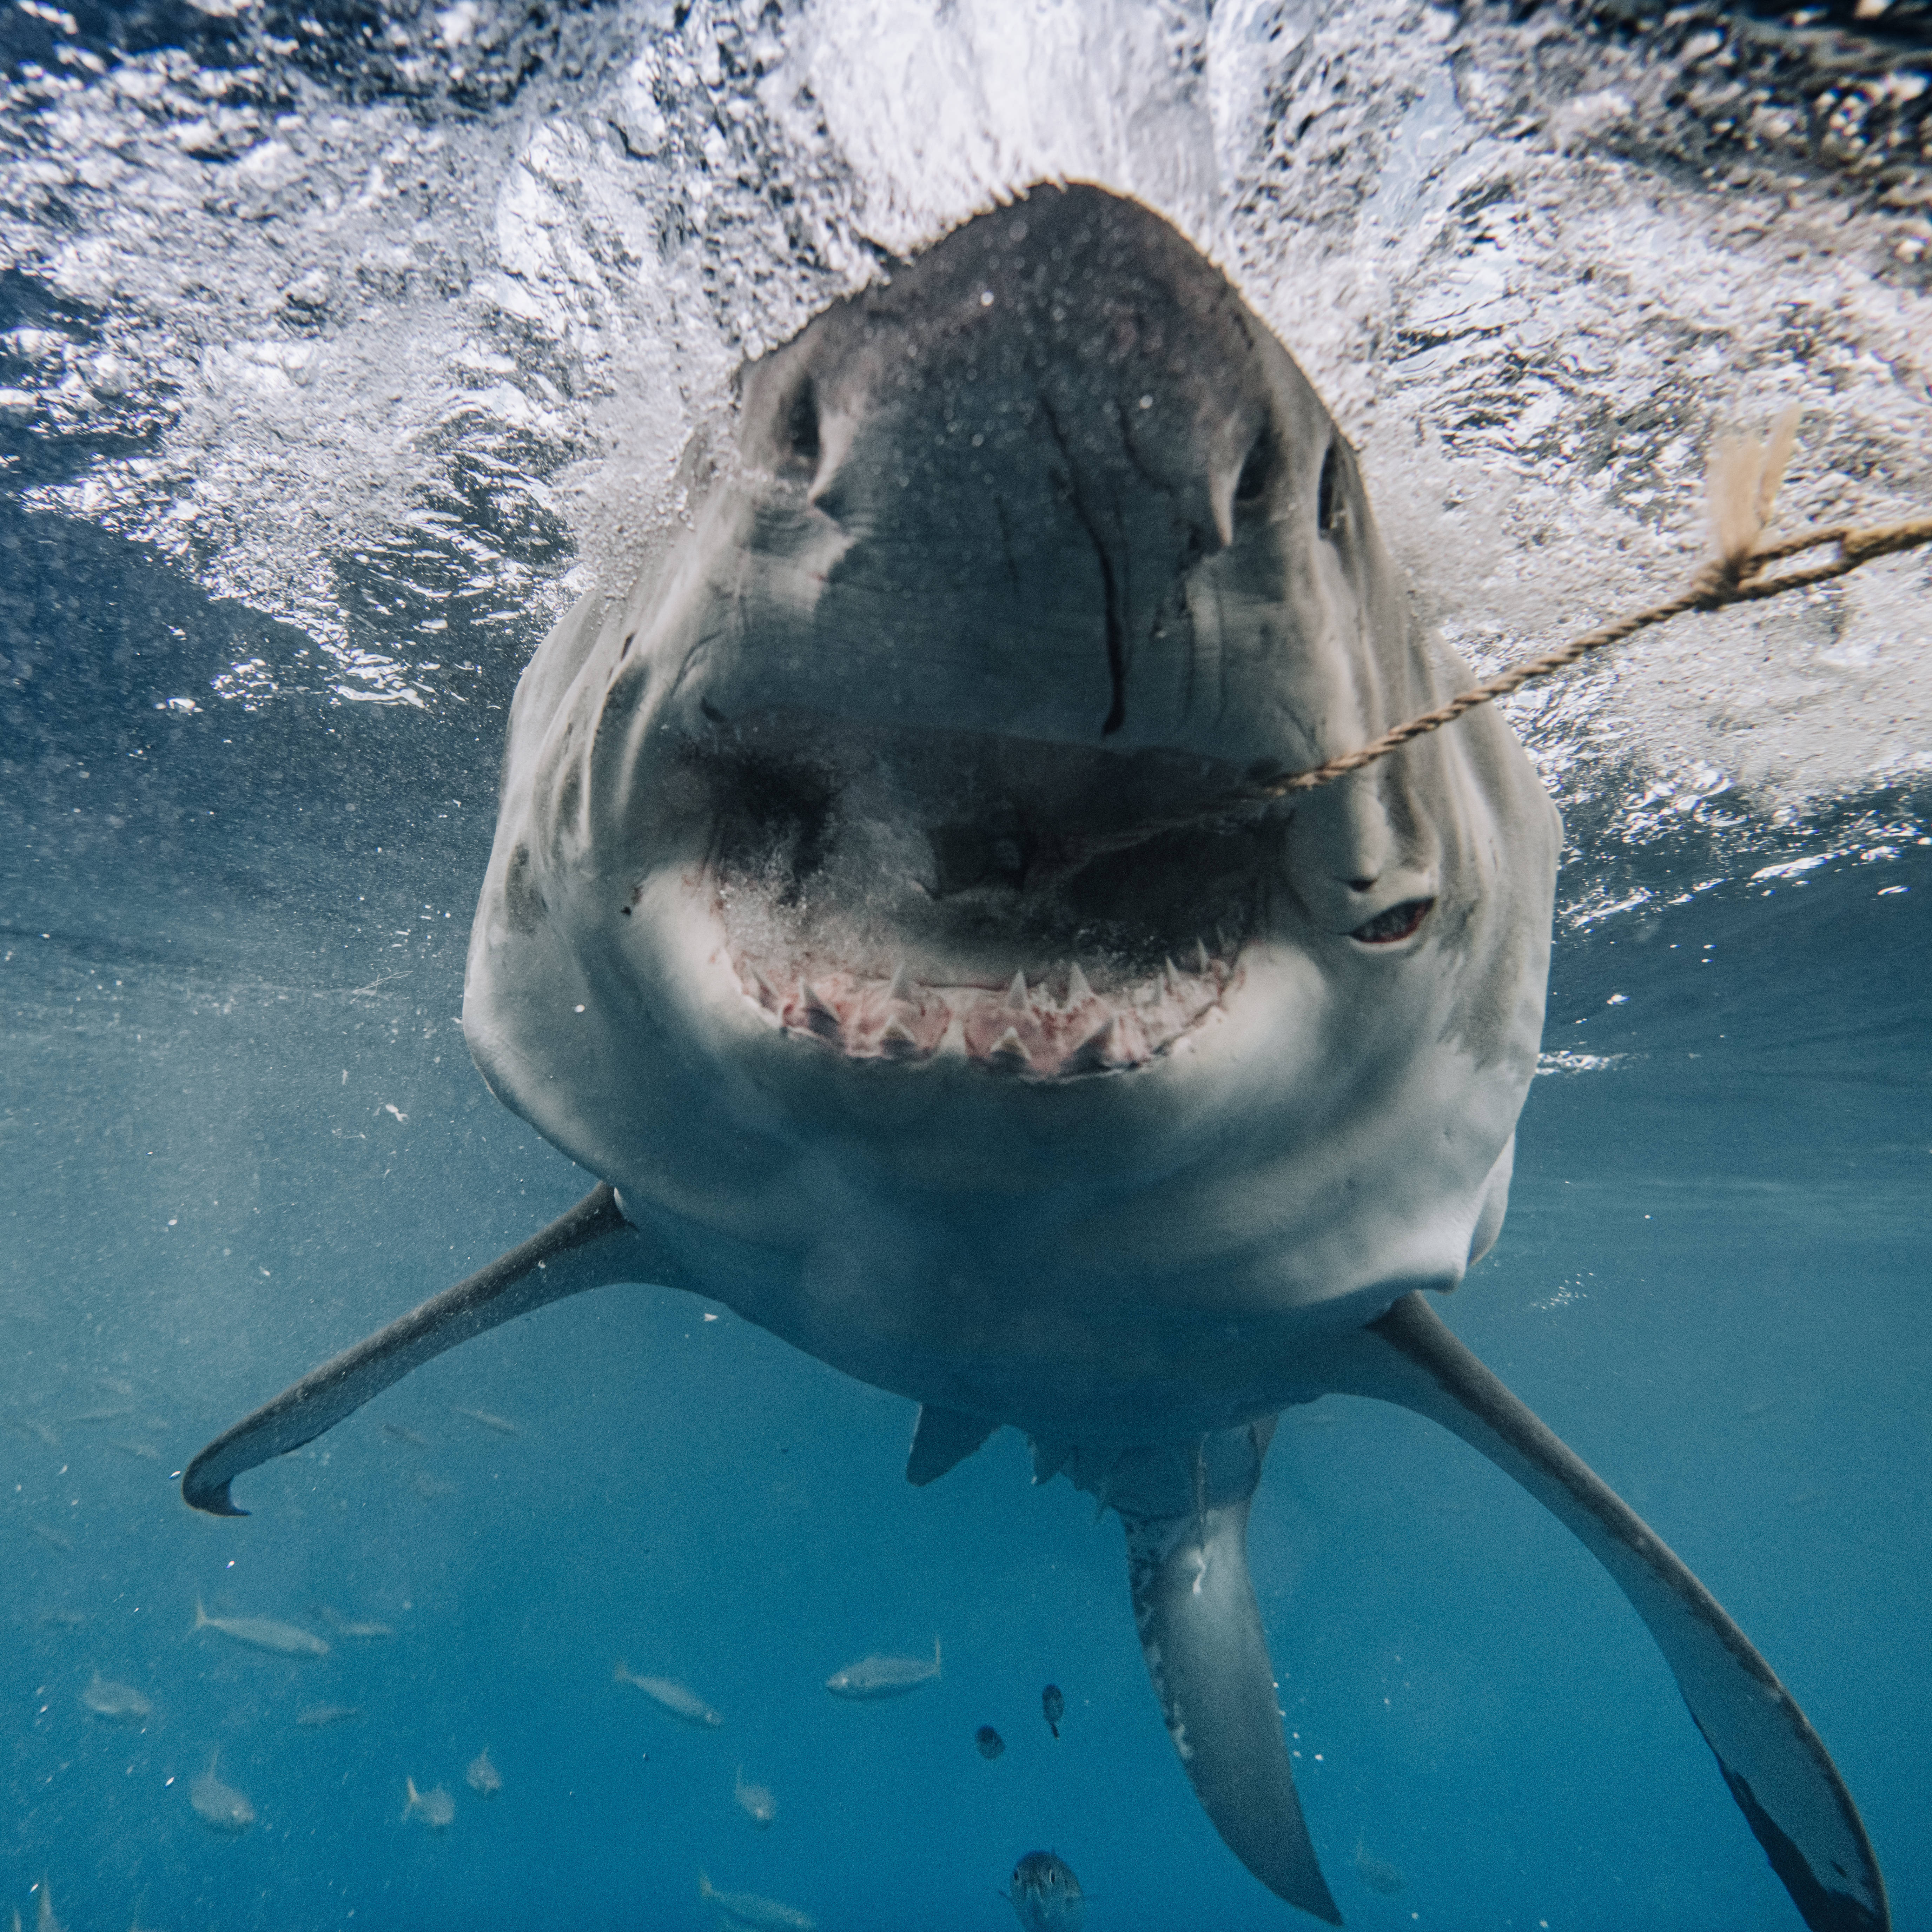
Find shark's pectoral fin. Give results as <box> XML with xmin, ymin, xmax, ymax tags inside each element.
<box><xmin>1349</xmin><ymin>1292</ymin><xmax>1887</xmax><ymax>1932</ymax></box>
<box><xmin>182</xmin><ymin>1184</ymin><xmax>655</xmax><ymax>1517</ymax></box>
<box><xmin>1113</xmin><ymin>1431</ymin><xmax>1341</xmax><ymax>1924</ymax></box>
<box><xmin>905</xmin><ymin>1405</ymin><xmax>998</xmax><ymax>1487</ymax></box>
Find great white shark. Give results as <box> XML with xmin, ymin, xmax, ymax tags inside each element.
<box><xmin>183</xmin><ymin>183</ymin><xmax>1887</xmax><ymax>1930</ymax></box>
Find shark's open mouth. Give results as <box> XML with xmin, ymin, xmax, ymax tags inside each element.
<box><xmin>724</xmin><ymin>937</ymin><xmax>1240</xmax><ymax>1077</ymax></box>
<box><xmin>681</xmin><ymin>714</ymin><xmax>1436</xmax><ymax>1080</ymax></box>
<box><xmin>707</xmin><ymin>832</ymin><xmax>1435</xmax><ymax>1080</ymax></box>
<box><xmin>667</xmin><ymin>722</ymin><xmax>1291</xmax><ymax>1079</ymax></box>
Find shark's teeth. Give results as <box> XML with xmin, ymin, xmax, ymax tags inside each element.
<box><xmin>731</xmin><ymin>937</ymin><xmax>1233</xmax><ymax>1077</ymax></box>
<box><xmin>965</xmin><ymin>993</ymin><xmax>1043</xmax><ymax>1065</ymax></box>
<box><xmin>987</xmin><ymin>1026</ymin><xmax>1031</xmax><ymax>1066</ymax></box>
<box><xmin>879</xmin><ymin>1014</ymin><xmax>922</xmax><ymax>1057</ymax></box>
<box><xmin>800</xmin><ymin>983</ymin><xmax>843</xmax><ymax>1040</ymax></box>
<box><xmin>1064</xmin><ymin>1015</ymin><xmax>1119</xmax><ymax>1075</ymax></box>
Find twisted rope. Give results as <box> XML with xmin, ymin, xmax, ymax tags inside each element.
<box><xmin>1253</xmin><ymin>511</ymin><xmax>1932</xmax><ymax>802</ymax></box>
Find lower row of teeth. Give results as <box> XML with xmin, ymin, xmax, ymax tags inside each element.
<box><xmin>731</xmin><ymin>953</ymin><xmax>1234</xmax><ymax>1076</ymax></box>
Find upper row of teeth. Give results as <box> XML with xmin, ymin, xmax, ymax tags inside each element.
<box><xmin>732</xmin><ymin>945</ymin><xmax>1233</xmax><ymax>1076</ymax></box>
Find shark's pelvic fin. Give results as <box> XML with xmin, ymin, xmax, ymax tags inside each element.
<box><xmin>1351</xmin><ymin>1292</ymin><xmax>1887</xmax><ymax>1932</ymax></box>
<box><xmin>182</xmin><ymin>1184</ymin><xmax>654</xmax><ymax>1517</ymax></box>
<box><xmin>905</xmin><ymin>1405</ymin><xmax>998</xmax><ymax>1487</ymax></box>
<box><xmin>1112</xmin><ymin>1425</ymin><xmax>1341</xmax><ymax>1924</ymax></box>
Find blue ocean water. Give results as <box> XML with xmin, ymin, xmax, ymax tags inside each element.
<box><xmin>4</xmin><ymin>2</ymin><xmax>1930</xmax><ymax>1928</ymax></box>
<box><xmin>7</xmin><ymin>623</ymin><xmax>1928</xmax><ymax>1930</ymax></box>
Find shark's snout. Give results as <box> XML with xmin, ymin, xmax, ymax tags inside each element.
<box><xmin>720</xmin><ymin>185</ymin><xmax>1395</xmax><ymax>770</ymax></box>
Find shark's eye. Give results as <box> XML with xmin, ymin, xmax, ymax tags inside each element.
<box><xmin>1317</xmin><ymin>442</ymin><xmax>1344</xmax><ymax>539</ymax></box>
<box><xmin>1351</xmin><ymin>897</ymin><xmax>1432</xmax><ymax>944</ymax></box>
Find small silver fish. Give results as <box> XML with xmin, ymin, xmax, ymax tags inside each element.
<box><xmin>615</xmin><ymin>1663</ymin><xmax>723</xmax><ymax>1728</ymax></box>
<box><xmin>380</xmin><ymin>1422</ymin><xmax>429</xmax><ymax>1448</ymax></box>
<box><xmin>30</xmin><ymin>1525</ymin><xmax>73</xmax><ymax>1552</ymax></box>
<box><xmin>698</xmin><ymin>1871</ymin><xmax>813</xmax><ymax>1932</ymax></box>
<box><xmin>70</xmin><ymin>1406</ymin><xmax>134</xmax><ymax>1423</ymax></box>
<box><xmin>451</xmin><ymin>1405</ymin><xmax>518</xmax><ymax>1435</ymax></box>
<box><xmin>81</xmin><ymin>1671</ymin><xmax>152</xmax><ymax>1723</ymax></box>
<box><xmin>466</xmin><ymin>1747</ymin><xmax>502</xmax><ymax>1797</ymax></box>
<box><xmin>825</xmin><ymin>1638</ymin><xmax>941</xmax><ymax>1700</ymax></box>
<box><xmin>403</xmin><ymin>1776</ymin><xmax>455</xmax><ymax>1829</ymax></box>
<box><xmin>37</xmin><ymin>1607</ymin><xmax>88</xmax><ymax>1628</ymax></box>
<box><xmin>32</xmin><ymin>1879</ymin><xmax>64</xmax><ymax>1932</ymax></box>
<box><xmin>412</xmin><ymin>1471</ymin><xmax>459</xmax><ymax>1500</ymax></box>
<box><xmin>733</xmin><ymin>1765</ymin><xmax>775</xmax><ymax>1828</ymax></box>
<box><xmin>319</xmin><ymin>1606</ymin><xmax>396</xmax><ymax>1639</ymax></box>
<box><xmin>295</xmin><ymin>1705</ymin><xmax>363</xmax><ymax>1728</ymax></box>
<box><xmin>111</xmin><ymin>1440</ymin><xmax>163</xmax><ymax>1461</ymax></box>
<box><xmin>1353</xmin><ymin>1838</ymin><xmax>1404</xmax><ymax>1895</ymax></box>
<box><xmin>190</xmin><ymin>1751</ymin><xmax>255</xmax><ymax>1834</ymax></box>
<box><xmin>1005</xmin><ymin>1851</ymin><xmax>1085</xmax><ymax>1931</ymax></box>
<box><xmin>192</xmin><ymin>1599</ymin><xmax>329</xmax><ymax>1656</ymax></box>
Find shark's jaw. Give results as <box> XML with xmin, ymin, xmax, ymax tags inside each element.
<box><xmin>671</xmin><ymin>724</ymin><xmax>1435</xmax><ymax>1083</ymax></box>
<box><xmin>711</xmin><ymin>864</ymin><xmax>1434</xmax><ymax>1082</ymax></box>
<box><xmin>723</xmin><ymin>922</ymin><xmax>1243</xmax><ymax>1078</ymax></box>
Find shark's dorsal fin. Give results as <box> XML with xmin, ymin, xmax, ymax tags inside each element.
<box><xmin>906</xmin><ymin>1406</ymin><xmax>998</xmax><ymax>1487</ymax></box>
<box><xmin>181</xmin><ymin>1185</ymin><xmax>657</xmax><ymax>1516</ymax></box>
<box><xmin>1348</xmin><ymin>1293</ymin><xmax>1888</xmax><ymax>1932</ymax></box>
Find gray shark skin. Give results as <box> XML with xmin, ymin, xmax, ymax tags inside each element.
<box><xmin>183</xmin><ymin>184</ymin><xmax>1886</xmax><ymax>1931</ymax></box>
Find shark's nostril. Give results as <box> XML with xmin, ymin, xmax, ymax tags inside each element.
<box><xmin>1234</xmin><ymin>424</ymin><xmax>1276</xmax><ymax>505</ymax></box>
<box><xmin>1317</xmin><ymin>442</ymin><xmax>1344</xmax><ymax>539</ymax></box>
<box><xmin>1346</xmin><ymin>876</ymin><xmax>1375</xmax><ymax>893</ymax></box>
<box><xmin>784</xmin><ymin>380</ymin><xmax>820</xmax><ymax>474</ymax></box>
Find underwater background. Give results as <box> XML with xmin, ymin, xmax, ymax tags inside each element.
<box><xmin>2</xmin><ymin>0</ymin><xmax>1928</xmax><ymax>1926</ymax></box>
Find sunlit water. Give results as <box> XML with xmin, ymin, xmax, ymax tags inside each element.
<box><xmin>3</xmin><ymin>1</ymin><xmax>1928</xmax><ymax>1928</ymax></box>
